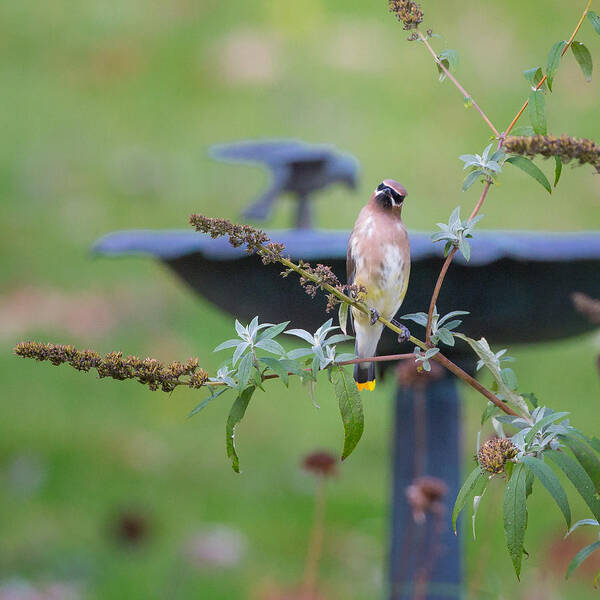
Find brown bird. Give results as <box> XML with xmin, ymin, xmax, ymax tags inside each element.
<box><xmin>347</xmin><ymin>180</ymin><xmax>411</xmax><ymax>391</ymax></box>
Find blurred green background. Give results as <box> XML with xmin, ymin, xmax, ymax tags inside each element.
<box><xmin>1</xmin><ymin>0</ymin><xmax>599</xmax><ymax>598</ymax></box>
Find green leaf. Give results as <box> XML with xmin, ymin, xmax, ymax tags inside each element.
<box><xmin>589</xmin><ymin>437</ymin><xmax>600</xmax><ymax>454</ymax></box>
<box><xmin>236</xmin><ymin>353</ymin><xmax>254</xmax><ymax>390</ymax></box>
<box><xmin>528</xmin><ymin>90</ymin><xmax>547</xmax><ymax>135</ymax></box>
<box><xmin>566</xmin><ymin>519</ymin><xmax>600</xmax><ymax>537</ymax></box>
<box><xmin>510</xmin><ymin>125</ymin><xmax>535</xmax><ymax>137</ymax></box>
<box><xmin>213</xmin><ymin>338</ymin><xmax>243</xmax><ymax>352</ymax></box>
<box><xmin>524</xmin><ymin>66</ymin><xmax>544</xmax><ymax>87</ymax></box>
<box><xmin>546</xmin><ymin>450</ymin><xmax>600</xmax><ymax>522</ymax></box>
<box><xmin>333</xmin><ymin>365</ymin><xmax>364</xmax><ymax>461</ymax></box>
<box><xmin>521</xmin><ymin>456</ymin><xmax>571</xmax><ymax>528</ymax></box>
<box><xmin>546</xmin><ymin>40</ymin><xmax>566</xmax><ymax>91</ymax></box>
<box><xmin>437</xmin><ymin>49</ymin><xmax>458</xmax><ymax>82</ymax></box>
<box><xmin>566</xmin><ymin>541</ymin><xmax>600</xmax><ymax>579</ymax></box>
<box><xmin>588</xmin><ymin>11</ymin><xmax>600</xmax><ymax>36</ymax></box>
<box><xmin>278</xmin><ymin>358</ymin><xmax>306</xmax><ymax>377</ymax></box>
<box><xmin>481</xmin><ymin>402</ymin><xmax>501</xmax><ymax>425</ymax></box>
<box><xmin>254</xmin><ymin>338</ymin><xmax>285</xmax><ymax>356</ymax></box>
<box><xmin>522</xmin><ymin>392</ymin><xmax>539</xmax><ymax>409</ymax></box>
<box><xmin>225</xmin><ymin>386</ymin><xmax>255</xmax><ymax>473</ymax></box>
<box><xmin>339</xmin><ymin>302</ymin><xmax>349</xmax><ymax>336</ymax></box>
<box><xmin>503</xmin><ymin>462</ymin><xmax>528</xmax><ymax>579</ymax></box>
<box><xmin>257</xmin><ymin>321</ymin><xmax>290</xmax><ymax>341</ymax></box>
<box><xmin>187</xmin><ymin>388</ymin><xmax>228</xmax><ymax>418</ymax></box>
<box><xmin>505</xmin><ymin>156</ymin><xmax>552</xmax><ymax>194</ymax></box>
<box><xmin>500</xmin><ymin>367</ymin><xmax>518</xmax><ymax>391</ymax></box>
<box><xmin>463</xmin><ymin>169</ymin><xmax>484</xmax><ymax>191</ymax></box>
<box><xmin>260</xmin><ymin>357</ymin><xmax>289</xmax><ymax>386</ymax></box>
<box><xmin>524</xmin><ymin>411</ymin><xmax>569</xmax><ymax>445</ymax></box>
<box><xmin>571</xmin><ymin>41</ymin><xmax>593</xmax><ymax>82</ymax></box>
<box><xmin>561</xmin><ymin>434</ymin><xmax>600</xmax><ymax>492</ymax></box>
<box><xmin>453</xmin><ymin>466</ymin><xmax>486</xmax><ymax>534</ymax></box>
<box><xmin>554</xmin><ymin>156</ymin><xmax>562</xmax><ymax>187</ymax></box>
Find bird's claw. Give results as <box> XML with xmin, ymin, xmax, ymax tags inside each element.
<box><xmin>391</xmin><ymin>319</ymin><xmax>411</xmax><ymax>343</ymax></box>
<box><xmin>369</xmin><ymin>308</ymin><xmax>380</xmax><ymax>326</ymax></box>
<box><xmin>397</xmin><ymin>325</ymin><xmax>411</xmax><ymax>343</ymax></box>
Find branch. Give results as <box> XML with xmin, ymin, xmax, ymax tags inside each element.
<box><xmin>504</xmin><ymin>0</ymin><xmax>593</xmax><ymax>137</ymax></box>
<box><xmin>416</xmin><ymin>30</ymin><xmax>500</xmax><ymax>137</ymax></box>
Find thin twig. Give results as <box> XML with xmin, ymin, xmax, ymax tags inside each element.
<box><xmin>504</xmin><ymin>0</ymin><xmax>593</xmax><ymax>138</ymax></box>
<box><xmin>425</xmin><ymin>180</ymin><xmax>492</xmax><ymax>344</ymax></box>
<box><xmin>416</xmin><ymin>30</ymin><xmax>499</xmax><ymax>137</ymax></box>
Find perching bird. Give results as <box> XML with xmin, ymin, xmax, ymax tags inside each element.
<box><xmin>210</xmin><ymin>140</ymin><xmax>358</xmax><ymax>229</ymax></box>
<box><xmin>347</xmin><ymin>180</ymin><xmax>411</xmax><ymax>391</ymax></box>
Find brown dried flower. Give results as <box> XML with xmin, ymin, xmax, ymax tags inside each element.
<box><xmin>14</xmin><ymin>341</ymin><xmax>208</xmax><ymax>392</ymax></box>
<box><xmin>302</xmin><ymin>450</ymin><xmax>338</xmax><ymax>477</ymax></box>
<box><xmin>477</xmin><ymin>438</ymin><xmax>518</xmax><ymax>474</ymax></box>
<box><xmin>389</xmin><ymin>0</ymin><xmax>424</xmax><ymax>30</ymax></box>
<box><xmin>406</xmin><ymin>476</ymin><xmax>448</xmax><ymax>523</ymax></box>
<box><xmin>504</xmin><ymin>134</ymin><xmax>600</xmax><ymax>174</ymax></box>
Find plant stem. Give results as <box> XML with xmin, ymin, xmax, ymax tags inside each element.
<box><xmin>302</xmin><ymin>475</ymin><xmax>328</xmax><ymax>597</ymax></box>
<box><xmin>504</xmin><ymin>0</ymin><xmax>593</xmax><ymax>137</ymax></box>
<box><xmin>425</xmin><ymin>180</ymin><xmax>492</xmax><ymax>344</ymax></box>
<box><xmin>416</xmin><ymin>30</ymin><xmax>499</xmax><ymax>137</ymax></box>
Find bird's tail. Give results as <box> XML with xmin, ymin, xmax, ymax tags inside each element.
<box><xmin>354</xmin><ymin>361</ymin><xmax>376</xmax><ymax>391</ymax></box>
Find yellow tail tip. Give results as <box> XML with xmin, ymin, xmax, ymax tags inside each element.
<box><xmin>356</xmin><ymin>380</ymin><xmax>376</xmax><ymax>392</ymax></box>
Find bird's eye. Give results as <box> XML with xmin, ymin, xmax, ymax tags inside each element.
<box><xmin>376</xmin><ymin>183</ymin><xmax>386</xmax><ymax>191</ymax></box>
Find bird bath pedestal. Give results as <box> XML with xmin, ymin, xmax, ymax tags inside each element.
<box><xmin>95</xmin><ymin>224</ymin><xmax>600</xmax><ymax>599</ymax></box>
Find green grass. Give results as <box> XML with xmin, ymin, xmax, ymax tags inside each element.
<box><xmin>1</xmin><ymin>0</ymin><xmax>600</xmax><ymax>598</ymax></box>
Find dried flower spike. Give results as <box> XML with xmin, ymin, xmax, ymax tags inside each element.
<box><xmin>14</xmin><ymin>341</ymin><xmax>208</xmax><ymax>392</ymax></box>
<box><xmin>504</xmin><ymin>134</ymin><xmax>600</xmax><ymax>174</ymax></box>
<box><xmin>389</xmin><ymin>0</ymin><xmax>424</xmax><ymax>30</ymax></box>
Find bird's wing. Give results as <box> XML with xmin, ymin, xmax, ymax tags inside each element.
<box><xmin>209</xmin><ymin>140</ymin><xmax>312</xmax><ymax>167</ymax></box>
<box><xmin>346</xmin><ymin>231</ymin><xmax>356</xmax><ymax>334</ymax></box>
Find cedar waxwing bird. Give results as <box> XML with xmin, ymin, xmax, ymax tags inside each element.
<box><xmin>347</xmin><ymin>180</ymin><xmax>411</xmax><ymax>391</ymax></box>
<box><xmin>210</xmin><ymin>140</ymin><xmax>359</xmax><ymax>229</ymax></box>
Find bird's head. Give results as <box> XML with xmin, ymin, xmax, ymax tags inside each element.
<box><xmin>374</xmin><ymin>179</ymin><xmax>406</xmax><ymax>210</ymax></box>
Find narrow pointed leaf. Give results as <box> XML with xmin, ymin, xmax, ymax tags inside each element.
<box><xmin>566</xmin><ymin>541</ymin><xmax>600</xmax><ymax>579</ymax></box>
<box><xmin>254</xmin><ymin>338</ymin><xmax>285</xmax><ymax>355</ymax></box>
<box><xmin>333</xmin><ymin>366</ymin><xmax>364</xmax><ymax>461</ymax></box>
<box><xmin>339</xmin><ymin>302</ymin><xmax>349</xmax><ymax>336</ymax></box>
<box><xmin>521</xmin><ymin>456</ymin><xmax>571</xmax><ymax>528</ymax></box>
<box><xmin>232</xmin><ymin>341</ymin><xmax>250</xmax><ymax>366</ymax></box>
<box><xmin>546</xmin><ymin>450</ymin><xmax>600</xmax><ymax>522</ymax></box>
<box><xmin>528</xmin><ymin>90</ymin><xmax>547</xmax><ymax>134</ymax></box>
<box><xmin>213</xmin><ymin>339</ymin><xmax>243</xmax><ymax>352</ymax></box>
<box><xmin>187</xmin><ymin>388</ymin><xmax>228</xmax><ymax>418</ymax></box>
<box><xmin>566</xmin><ymin>519</ymin><xmax>599</xmax><ymax>537</ymax></box>
<box><xmin>589</xmin><ymin>11</ymin><xmax>600</xmax><ymax>36</ymax></box>
<box><xmin>453</xmin><ymin>466</ymin><xmax>486</xmax><ymax>534</ymax></box>
<box><xmin>236</xmin><ymin>353</ymin><xmax>254</xmax><ymax>390</ymax></box>
<box><xmin>260</xmin><ymin>357</ymin><xmax>289</xmax><ymax>386</ymax></box>
<box><xmin>524</xmin><ymin>411</ymin><xmax>569</xmax><ymax>445</ymax></box>
<box><xmin>257</xmin><ymin>321</ymin><xmax>290</xmax><ymax>341</ymax></box>
<box><xmin>571</xmin><ymin>41</ymin><xmax>593</xmax><ymax>82</ymax></box>
<box><xmin>554</xmin><ymin>156</ymin><xmax>562</xmax><ymax>187</ymax></box>
<box><xmin>524</xmin><ymin>66</ymin><xmax>543</xmax><ymax>87</ymax></box>
<box><xmin>505</xmin><ymin>156</ymin><xmax>552</xmax><ymax>193</ymax></box>
<box><xmin>463</xmin><ymin>169</ymin><xmax>484</xmax><ymax>191</ymax></box>
<box><xmin>284</xmin><ymin>329</ymin><xmax>315</xmax><ymax>344</ymax></box>
<box><xmin>226</xmin><ymin>386</ymin><xmax>255</xmax><ymax>473</ymax></box>
<box><xmin>561</xmin><ymin>434</ymin><xmax>600</xmax><ymax>492</ymax></box>
<box><xmin>503</xmin><ymin>462</ymin><xmax>528</xmax><ymax>579</ymax></box>
<box><xmin>546</xmin><ymin>40</ymin><xmax>566</xmax><ymax>91</ymax></box>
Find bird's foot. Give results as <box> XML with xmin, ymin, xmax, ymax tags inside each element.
<box><xmin>369</xmin><ymin>308</ymin><xmax>380</xmax><ymax>326</ymax></box>
<box><xmin>391</xmin><ymin>319</ymin><xmax>411</xmax><ymax>343</ymax></box>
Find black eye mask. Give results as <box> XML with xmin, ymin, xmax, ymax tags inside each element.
<box><xmin>377</xmin><ymin>183</ymin><xmax>405</xmax><ymax>204</ymax></box>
